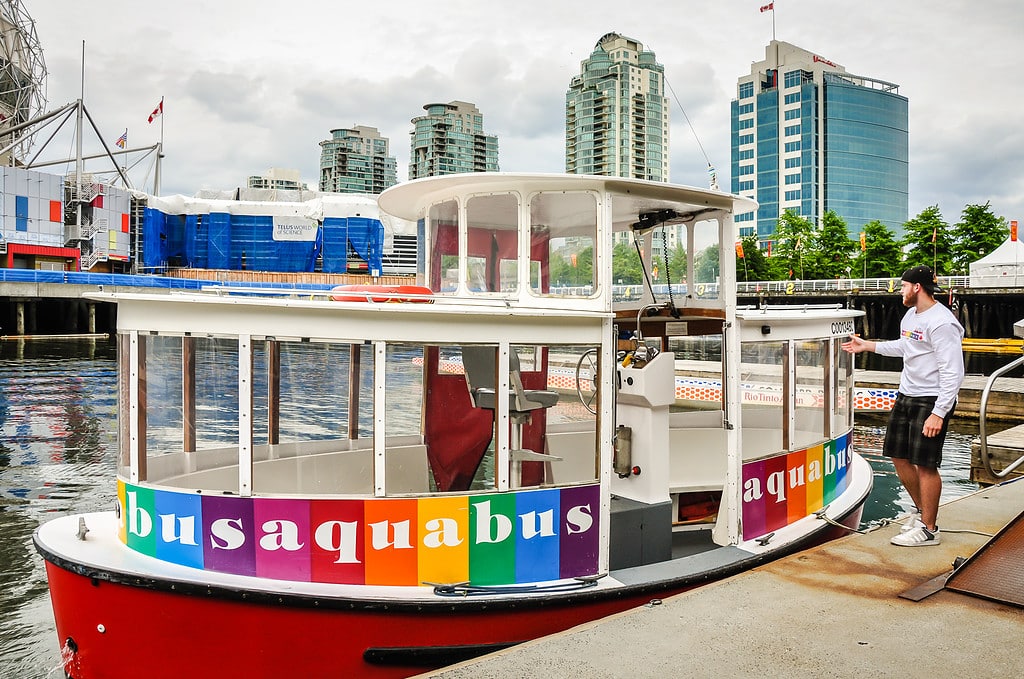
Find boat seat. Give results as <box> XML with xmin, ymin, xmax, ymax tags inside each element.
<box><xmin>461</xmin><ymin>345</ymin><xmax>559</xmax><ymax>413</ymax></box>
<box><xmin>461</xmin><ymin>345</ymin><xmax>561</xmax><ymax>486</ymax></box>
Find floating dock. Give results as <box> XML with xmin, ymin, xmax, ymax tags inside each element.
<box><xmin>856</xmin><ymin>369</ymin><xmax>1024</xmax><ymax>421</ymax></box>
<box><xmin>421</xmin><ymin>479</ymin><xmax>1024</xmax><ymax>678</ymax></box>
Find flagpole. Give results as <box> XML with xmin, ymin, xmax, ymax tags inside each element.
<box><xmin>772</xmin><ymin>5</ymin><xmax>776</xmax><ymax>41</ymax></box>
<box><xmin>154</xmin><ymin>96</ymin><xmax>164</xmax><ymax>195</ymax></box>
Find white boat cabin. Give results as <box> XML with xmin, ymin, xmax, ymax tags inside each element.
<box><xmin>95</xmin><ymin>173</ymin><xmax>864</xmax><ymax>587</ymax></box>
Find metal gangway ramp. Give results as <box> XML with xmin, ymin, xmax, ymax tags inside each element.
<box><xmin>944</xmin><ymin>506</ymin><xmax>1024</xmax><ymax>607</ymax></box>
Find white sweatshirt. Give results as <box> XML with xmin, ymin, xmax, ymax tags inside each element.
<box><xmin>875</xmin><ymin>302</ymin><xmax>965</xmax><ymax>418</ymax></box>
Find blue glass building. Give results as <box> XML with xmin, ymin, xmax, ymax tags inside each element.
<box><xmin>731</xmin><ymin>41</ymin><xmax>908</xmax><ymax>244</ymax></box>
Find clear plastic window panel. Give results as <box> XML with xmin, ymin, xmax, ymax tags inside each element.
<box><xmin>666</xmin><ymin>335</ymin><xmax>723</xmax><ymax>413</ymax></box>
<box><xmin>793</xmin><ymin>339</ymin><xmax>827</xmax><ymax>449</ymax></box>
<box><xmin>251</xmin><ymin>341</ymin><xmax>375</xmax><ymax>496</ymax></box>
<box><xmin>690</xmin><ymin>219</ymin><xmax>722</xmax><ymax>301</ymax></box>
<box><xmin>740</xmin><ymin>341</ymin><xmax>784</xmax><ymax>458</ymax></box>
<box><xmin>465</xmin><ymin>193</ymin><xmax>519</xmax><ymax>293</ymax></box>
<box><xmin>529</xmin><ymin>192</ymin><xmax>597</xmax><ymax>297</ymax></box>
<box><xmin>428</xmin><ymin>199</ymin><xmax>459</xmax><ymax>294</ymax></box>
<box><xmin>835</xmin><ymin>339</ymin><xmax>853</xmax><ymax>433</ymax></box>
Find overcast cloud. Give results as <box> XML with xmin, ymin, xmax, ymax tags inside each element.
<box><xmin>24</xmin><ymin>0</ymin><xmax>1024</xmax><ymax>225</ymax></box>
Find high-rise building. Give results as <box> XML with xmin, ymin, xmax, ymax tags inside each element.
<box><xmin>565</xmin><ymin>33</ymin><xmax>670</xmax><ymax>182</ymax></box>
<box><xmin>566</xmin><ymin>33</ymin><xmax>673</xmax><ymax>256</ymax></box>
<box><xmin>248</xmin><ymin>168</ymin><xmax>307</xmax><ymax>191</ymax></box>
<box><xmin>319</xmin><ymin>126</ymin><xmax>397</xmax><ymax>194</ymax></box>
<box><xmin>408</xmin><ymin>101</ymin><xmax>498</xmax><ymax>179</ymax></box>
<box><xmin>731</xmin><ymin>40</ymin><xmax>908</xmax><ymax>242</ymax></box>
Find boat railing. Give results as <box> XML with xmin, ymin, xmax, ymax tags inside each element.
<box><xmin>978</xmin><ymin>318</ymin><xmax>1024</xmax><ymax>479</ymax></box>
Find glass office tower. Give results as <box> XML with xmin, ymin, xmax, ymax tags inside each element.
<box><xmin>731</xmin><ymin>41</ymin><xmax>908</xmax><ymax>242</ymax></box>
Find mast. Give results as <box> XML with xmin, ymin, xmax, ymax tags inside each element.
<box><xmin>75</xmin><ymin>41</ymin><xmax>84</xmax><ymax>240</ymax></box>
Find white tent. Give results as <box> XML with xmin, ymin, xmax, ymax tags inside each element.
<box><xmin>969</xmin><ymin>235</ymin><xmax>1024</xmax><ymax>287</ymax></box>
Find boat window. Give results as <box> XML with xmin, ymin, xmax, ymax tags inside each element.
<box><xmin>667</xmin><ymin>335</ymin><xmax>723</xmax><ymax>413</ymax></box>
<box><xmin>540</xmin><ymin>343</ymin><xmax>601</xmax><ymax>485</ymax></box>
<box><xmin>445</xmin><ymin>343</ymin><xmax>599</xmax><ymax>492</ymax></box>
<box><xmin>689</xmin><ymin>219</ymin><xmax>721</xmax><ymax>301</ymax></box>
<box><xmin>835</xmin><ymin>339</ymin><xmax>853</xmax><ymax>434</ymax></box>
<box><xmin>382</xmin><ymin>343</ymin><xmax>432</xmax><ymax>494</ymax></box>
<box><xmin>529</xmin><ymin>192</ymin><xmax>597</xmax><ymax>297</ymax></box>
<box><xmin>250</xmin><ymin>340</ymin><xmax>375</xmax><ymax>496</ymax></box>
<box><xmin>427</xmin><ymin>199</ymin><xmax>459</xmax><ymax>294</ymax></box>
<box><xmin>117</xmin><ymin>333</ymin><xmax>131</xmax><ymax>478</ymax></box>
<box><xmin>465</xmin><ymin>194</ymin><xmax>519</xmax><ymax>293</ymax></box>
<box><xmin>793</xmin><ymin>339</ymin><xmax>827</xmax><ymax>449</ymax></box>
<box><xmin>124</xmin><ymin>332</ymin><xmax>381</xmax><ymax>496</ymax></box>
<box><xmin>127</xmin><ymin>334</ymin><xmax>243</xmax><ymax>489</ymax></box>
<box><xmin>740</xmin><ymin>341</ymin><xmax>785</xmax><ymax>458</ymax></box>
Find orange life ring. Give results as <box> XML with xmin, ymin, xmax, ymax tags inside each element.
<box><xmin>330</xmin><ymin>284</ymin><xmax>434</xmax><ymax>303</ymax></box>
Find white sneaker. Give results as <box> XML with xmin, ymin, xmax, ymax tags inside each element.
<box><xmin>891</xmin><ymin>525</ymin><xmax>941</xmax><ymax>547</ymax></box>
<box><xmin>901</xmin><ymin>513</ymin><xmax>923</xmax><ymax>533</ymax></box>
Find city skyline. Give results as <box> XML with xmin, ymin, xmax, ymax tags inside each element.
<box><xmin>27</xmin><ymin>1</ymin><xmax>1023</xmax><ymax>227</ymax></box>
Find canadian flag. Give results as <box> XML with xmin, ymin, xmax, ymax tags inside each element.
<box><xmin>148</xmin><ymin>100</ymin><xmax>163</xmax><ymax>124</ymax></box>
<box><xmin>760</xmin><ymin>2</ymin><xmax>774</xmax><ymax>11</ymax></box>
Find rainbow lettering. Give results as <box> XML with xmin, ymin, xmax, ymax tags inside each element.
<box><xmin>740</xmin><ymin>432</ymin><xmax>852</xmax><ymax>540</ymax></box>
<box><xmin>119</xmin><ymin>482</ymin><xmax>600</xmax><ymax>586</ymax></box>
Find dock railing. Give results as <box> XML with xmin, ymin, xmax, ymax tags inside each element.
<box><xmin>978</xmin><ymin>320</ymin><xmax>1024</xmax><ymax>479</ymax></box>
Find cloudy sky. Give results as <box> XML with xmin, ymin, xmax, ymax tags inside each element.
<box><xmin>23</xmin><ymin>0</ymin><xmax>1024</xmax><ymax>225</ymax></box>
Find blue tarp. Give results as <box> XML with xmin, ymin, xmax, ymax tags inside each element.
<box><xmin>140</xmin><ymin>206</ymin><xmax>380</xmax><ymax>274</ymax></box>
<box><xmin>0</xmin><ymin>268</ymin><xmax>338</xmax><ymax>291</ymax></box>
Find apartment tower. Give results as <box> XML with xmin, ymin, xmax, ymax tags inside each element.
<box><xmin>408</xmin><ymin>101</ymin><xmax>498</xmax><ymax>179</ymax></box>
<box><xmin>565</xmin><ymin>33</ymin><xmax>670</xmax><ymax>182</ymax></box>
<box><xmin>319</xmin><ymin>126</ymin><xmax>398</xmax><ymax>194</ymax></box>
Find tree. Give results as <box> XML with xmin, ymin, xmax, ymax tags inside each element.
<box><xmin>735</xmin><ymin>235</ymin><xmax>770</xmax><ymax>281</ymax></box>
<box><xmin>694</xmin><ymin>244</ymin><xmax>720</xmax><ymax>282</ymax></box>
<box><xmin>852</xmin><ymin>220</ymin><xmax>903</xmax><ymax>278</ymax></box>
<box><xmin>952</xmin><ymin>202</ymin><xmax>1007</xmax><ymax>275</ymax></box>
<box><xmin>549</xmin><ymin>245</ymin><xmax>593</xmax><ymax>287</ymax></box>
<box><xmin>668</xmin><ymin>243</ymin><xmax>687</xmax><ymax>281</ymax></box>
<box><xmin>770</xmin><ymin>210</ymin><xmax>816</xmax><ymax>279</ymax></box>
<box><xmin>811</xmin><ymin>210</ymin><xmax>857</xmax><ymax>279</ymax></box>
<box><xmin>611</xmin><ymin>241</ymin><xmax>643</xmax><ymax>284</ymax></box>
<box><xmin>902</xmin><ymin>205</ymin><xmax>953</xmax><ymax>275</ymax></box>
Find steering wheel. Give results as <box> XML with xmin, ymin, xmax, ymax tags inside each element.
<box><xmin>575</xmin><ymin>348</ymin><xmax>599</xmax><ymax>414</ymax></box>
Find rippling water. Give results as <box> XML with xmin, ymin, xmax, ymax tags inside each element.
<box><xmin>0</xmin><ymin>339</ymin><xmax>119</xmax><ymax>678</ymax></box>
<box><xmin>0</xmin><ymin>338</ymin><xmax>990</xmax><ymax>678</ymax></box>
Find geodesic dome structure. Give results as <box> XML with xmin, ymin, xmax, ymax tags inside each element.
<box><xmin>0</xmin><ymin>0</ymin><xmax>47</xmax><ymax>159</ymax></box>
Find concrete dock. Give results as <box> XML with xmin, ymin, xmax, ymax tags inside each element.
<box><xmin>421</xmin><ymin>479</ymin><xmax>1024</xmax><ymax>679</ymax></box>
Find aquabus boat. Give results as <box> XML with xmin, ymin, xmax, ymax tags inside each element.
<box><xmin>35</xmin><ymin>173</ymin><xmax>872</xmax><ymax>678</ymax></box>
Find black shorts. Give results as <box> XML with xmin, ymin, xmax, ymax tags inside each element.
<box><xmin>882</xmin><ymin>393</ymin><xmax>953</xmax><ymax>468</ymax></box>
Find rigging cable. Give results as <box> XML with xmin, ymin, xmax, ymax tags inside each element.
<box><xmin>663</xmin><ymin>75</ymin><xmax>719</xmax><ymax>189</ymax></box>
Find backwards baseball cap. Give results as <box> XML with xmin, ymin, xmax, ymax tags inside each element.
<box><xmin>901</xmin><ymin>265</ymin><xmax>942</xmax><ymax>294</ymax></box>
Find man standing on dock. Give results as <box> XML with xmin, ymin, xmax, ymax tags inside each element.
<box><xmin>842</xmin><ymin>265</ymin><xmax>965</xmax><ymax>546</ymax></box>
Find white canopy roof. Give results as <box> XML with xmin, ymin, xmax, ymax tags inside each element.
<box><xmin>969</xmin><ymin>236</ymin><xmax>1024</xmax><ymax>288</ymax></box>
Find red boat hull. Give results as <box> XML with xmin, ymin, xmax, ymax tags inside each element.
<box><xmin>44</xmin><ymin>561</ymin><xmax>668</xmax><ymax>679</ymax></box>
<box><xmin>42</xmin><ymin>503</ymin><xmax>866</xmax><ymax>678</ymax></box>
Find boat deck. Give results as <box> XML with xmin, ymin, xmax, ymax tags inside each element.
<box><xmin>421</xmin><ymin>477</ymin><xmax>1024</xmax><ymax>678</ymax></box>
